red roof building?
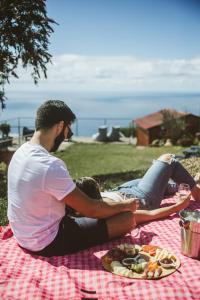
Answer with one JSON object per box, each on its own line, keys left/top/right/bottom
{"left": 134, "top": 109, "right": 200, "bottom": 146}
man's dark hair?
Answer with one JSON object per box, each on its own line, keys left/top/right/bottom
{"left": 35, "top": 100, "right": 76, "bottom": 130}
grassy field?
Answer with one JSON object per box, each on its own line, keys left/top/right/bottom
{"left": 0, "top": 143, "right": 185, "bottom": 226}
{"left": 56, "top": 143, "right": 184, "bottom": 179}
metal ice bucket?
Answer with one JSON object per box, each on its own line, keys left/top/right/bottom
{"left": 179, "top": 210, "right": 200, "bottom": 259}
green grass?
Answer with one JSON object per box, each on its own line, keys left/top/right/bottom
{"left": 0, "top": 197, "right": 8, "bottom": 226}
{"left": 0, "top": 162, "right": 8, "bottom": 226}
{"left": 56, "top": 143, "right": 184, "bottom": 179}
{"left": 0, "top": 143, "right": 185, "bottom": 226}
{"left": 56, "top": 143, "right": 184, "bottom": 190}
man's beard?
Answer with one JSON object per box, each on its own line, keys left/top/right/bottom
{"left": 50, "top": 128, "right": 65, "bottom": 152}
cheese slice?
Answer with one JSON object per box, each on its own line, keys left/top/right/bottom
{"left": 154, "top": 249, "right": 162, "bottom": 260}
{"left": 111, "top": 261, "right": 134, "bottom": 277}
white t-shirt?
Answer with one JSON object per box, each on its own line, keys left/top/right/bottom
{"left": 101, "top": 191, "right": 124, "bottom": 202}
{"left": 7, "top": 142, "right": 76, "bottom": 251}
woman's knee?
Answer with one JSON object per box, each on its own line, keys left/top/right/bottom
{"left": 157, "top": 153, "right": 175, "bottom": 164}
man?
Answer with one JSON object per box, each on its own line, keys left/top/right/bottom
{"left": 7, "top": 100, "right": 138, "bottom": 257}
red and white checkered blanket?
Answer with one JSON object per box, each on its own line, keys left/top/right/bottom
{"left": 1, "top": 198, "right": 200, "bottom": 300}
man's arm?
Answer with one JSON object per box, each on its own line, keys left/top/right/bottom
{"left": 63, "top": 187, "right": 139, "bottom": 218}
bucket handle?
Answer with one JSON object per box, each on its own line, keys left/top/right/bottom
{"left": 179, "top": 219, "right": 190, "bottom": 229}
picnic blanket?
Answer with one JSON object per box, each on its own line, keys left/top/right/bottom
{"left": 1, "top": 197, "right": 200, "bottom": 300}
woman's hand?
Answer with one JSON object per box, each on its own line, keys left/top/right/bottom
{"left": 175, "top": 193, "right": 191, "bottom": 211}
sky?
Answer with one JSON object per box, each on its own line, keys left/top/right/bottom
{"left": 2, "top": 0, "right": 200, "bottom": 120}
{"left": 47, "top": 0, "right": 200, "bottom": 59}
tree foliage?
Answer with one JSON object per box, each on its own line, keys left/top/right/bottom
{"left": 161, "top": 110, "right": 187, "bottom": 142}
{"left": 0, "top": 122, "right": 10, "bottom": 137}
{"left": 0, "top": 0, "right": 57, "bottom": 109}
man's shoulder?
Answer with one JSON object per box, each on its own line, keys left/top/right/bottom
{"left": 30, "top": 147, "right": 63, "bottom": 169}
{"left": 13, "top": 142, "right": 63, "bottom": 167}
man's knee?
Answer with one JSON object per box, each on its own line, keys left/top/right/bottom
{"left": 106, "top": 211, "right": 136, "bottom": 239}
{"left": 125, "top": 211, "right": 136, "bottom": 231}
{"left": 157, "top": 153, "right": 175, "bottom": 164}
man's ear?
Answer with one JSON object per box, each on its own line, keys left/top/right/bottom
{"left": 57, "top": 121, "right": 64, "bottom": 134}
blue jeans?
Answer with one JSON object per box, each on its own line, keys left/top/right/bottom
{"left": 112, "top": 156, "right": 196, "bottom": 210}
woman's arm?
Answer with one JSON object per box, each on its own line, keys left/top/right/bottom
{"left": 134, "top": 194, "right": 191, "bottom": 225}
{"left": 63, "top": 187, "right": 139, "bottom": 218}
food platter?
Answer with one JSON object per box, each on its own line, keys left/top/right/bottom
{"left": 101, "top": 243, "right": 180, "bottom": 280}
{"left": 102, "top": 244, "right": 180, "bottom": 280}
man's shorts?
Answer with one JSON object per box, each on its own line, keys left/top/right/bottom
{"left": 30, "top": 215, "right": 109, "bottom": 257}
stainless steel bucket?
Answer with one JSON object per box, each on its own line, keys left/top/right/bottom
{"left": 179, "top": 210, "right": 200, "bottom": 259}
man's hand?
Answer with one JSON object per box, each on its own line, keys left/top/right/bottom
{"left": 63, "top": 188, "right": 140, "bottom": 219}
{"left": 123, "top": 198, "right": 140, "bottom": 212}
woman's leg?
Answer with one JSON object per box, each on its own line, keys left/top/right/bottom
{"left": 135, "top": 153, "right": 196, "bottom": 208}
{"left": 112, "top": 179, "right": 141, "bottom": 189}
{"left": 113, "top": 178, "right": 177, "bottom": 197}
{"left": 112, "top": 153, "right": 197, "bottom": 209}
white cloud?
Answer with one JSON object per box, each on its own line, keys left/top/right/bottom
{"left": 5, "top": 54, "right": 200, "bottom": 93}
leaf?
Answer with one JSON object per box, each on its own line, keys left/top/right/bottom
{"left": 0, "top": 0, "right": 58, "bottom": 109}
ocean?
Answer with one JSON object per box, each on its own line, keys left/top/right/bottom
{"left": 0, "top": 92, "right": 200, "bottom": 137}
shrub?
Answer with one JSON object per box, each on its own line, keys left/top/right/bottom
{"left": 120, "top": 126, "right": 136, "bottom": 137}
{"left": 0, "top": 123, "right": 10, "bottom": 138}
{"left": 161, "top": 110, "right": 187, "bottom": 143}
{"left": 181, "top": 157, "right": 200, "bottom": 178}
{"left": 176, "top": 134, "right": 194, "bottom": 147}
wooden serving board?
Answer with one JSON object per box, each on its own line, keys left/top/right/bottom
{"left": 101, "top": 244, "right": 180, "bottom": 280}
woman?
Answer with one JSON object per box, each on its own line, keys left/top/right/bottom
{"left": 74, "top": 153, "right": 200, "bottom": 225}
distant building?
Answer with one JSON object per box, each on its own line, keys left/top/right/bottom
{"left": 134, "top": 109, "right": 200, "bottom": 146}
